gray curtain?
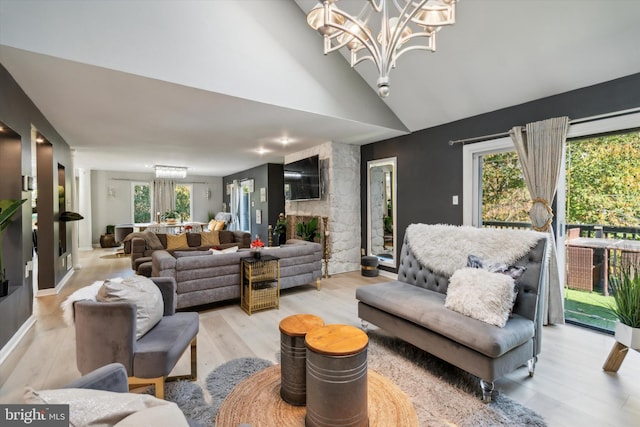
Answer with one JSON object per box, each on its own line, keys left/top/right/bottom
{"left": 152, "top": 179, "right": 175, "bottom": 220}
{"left": 510, "top": 116, "right": 569, "bottom": 325}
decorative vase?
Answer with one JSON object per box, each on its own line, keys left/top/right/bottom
{"left": 614, "top": 321, "right": 640, "bottom": 350}
{"left": 1, "top": 280, "right": 8, "bottom": 297}
{"left": 252, "top": 250, "right": 261, "bottom": 260}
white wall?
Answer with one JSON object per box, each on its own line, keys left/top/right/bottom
{"left": 89, "top": 170, "right": 223, "bottom": 246}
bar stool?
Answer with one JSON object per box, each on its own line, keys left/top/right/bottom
{"left": 305, "top": 324, "right": 369, "bottom": 427}
{"left": 279, "top": 314, "right": 324, "bottom": 406}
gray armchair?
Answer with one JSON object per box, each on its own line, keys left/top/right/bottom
{"left": 73, "top": 277, "right": 198, "bottom": 398}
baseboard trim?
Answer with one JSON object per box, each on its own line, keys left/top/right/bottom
{"left": 35, "top": 269, "right": 74, "bottom": 297}
{"left": 0, "top": 315, "right": 36, "bottom": 369}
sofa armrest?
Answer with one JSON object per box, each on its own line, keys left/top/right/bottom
{"left": 151, "top": 277, "right": 177, "bottom": 315}
{"left": 130, "top": 237, "right": 147, "bottom": 268}
{"left": 152, "top": 250, "right": 177, "bottom": 276}
{"left": 74, "top": 301, "right": 137, "bottom": 375}
{"left": 64, "top": 363, "right": 129, "bottom": 393}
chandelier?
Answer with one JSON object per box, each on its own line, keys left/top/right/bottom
{"left": 154, "top": 165, "right": 187, "bottom": 179}
{"left": 306, "top": 0, "right": 458, "bottom": 97}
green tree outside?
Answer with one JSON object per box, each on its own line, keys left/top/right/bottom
{"left": 175, "top": 184, "right": 191, "bottom": 221}
{"left": 133, "top": 183, "right": 150, "bottom": 223}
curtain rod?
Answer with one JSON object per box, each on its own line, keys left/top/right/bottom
{"left": 448, "top": 106, "right": 640, "bottom": 146}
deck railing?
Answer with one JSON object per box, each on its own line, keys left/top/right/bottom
{"left": 483, "top": 221, "right": 640, "bottom": 241}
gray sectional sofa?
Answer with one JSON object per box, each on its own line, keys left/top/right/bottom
{"left": 356, "top": 224, "right": 548, "bottom": 402}
{"left": 125, "top": 230, "right": 251, "bottom": 270}
{"left": 152, "top": 239, "right": 323, "bottom": 309}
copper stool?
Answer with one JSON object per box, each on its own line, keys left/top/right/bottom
{"left": 279, "top": 314, "right": 324, "bottom": 406}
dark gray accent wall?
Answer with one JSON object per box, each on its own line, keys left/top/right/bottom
{"left": 361, "top": 73, "right": 640, "bottom": 269}
{"left": 223, "top": 163, "right": 285, "bottom": 244}
{"left": 0, "top": 63, "right": 72, "bottom": 350}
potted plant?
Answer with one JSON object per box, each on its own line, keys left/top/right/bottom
{"left": 609, "top": 260, "right": 640, "bottom": 349}
{"left": 0, "top": 199, "right": 27, "bottom": 297}
{"left": 296, "top": 218, "right": 318, "bottom": 242}
{"left": 162, "top": 210, "right": 180, "bottom": 224}
{"left": 273, "top": 213, "right": 287, "bottom": 246}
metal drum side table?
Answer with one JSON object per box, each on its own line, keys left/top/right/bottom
{"left": 279, "top": 314, "right": 325, "bottom": 406}
{"left": 305, "top": 324, "right": 369, "bottom": 427}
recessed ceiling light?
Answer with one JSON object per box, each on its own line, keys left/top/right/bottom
{"left": 36, "top": 137, "right": 44, "bottom": 143}
{"left": 280, "top": 137, "right": 289, "bottom": 145}
{"left": 257, "top": 147, "right": 270, "bottom": 155}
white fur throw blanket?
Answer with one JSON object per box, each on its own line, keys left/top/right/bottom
{"left": 406, "top": 224, "right": 545, "bottom": 277}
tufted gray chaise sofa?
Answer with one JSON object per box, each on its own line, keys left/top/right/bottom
{"left": 356, "top": 230, "right": 548, "bottom": 402}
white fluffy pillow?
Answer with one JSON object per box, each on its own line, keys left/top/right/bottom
{"left": 210, "top": 246, "right": 239, "bottom": 254}
{"left": 97, "top": 276, "right": 164, "bottom": 339}
{"left": 445, "top": 267, "right": 515, "bottom": 328}
{"left": 24, "top": 387, "right": 189, "bottom": 427}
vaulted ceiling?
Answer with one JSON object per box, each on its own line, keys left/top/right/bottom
{"left": 1, "top": 0, "right": 639, "bottom": 176}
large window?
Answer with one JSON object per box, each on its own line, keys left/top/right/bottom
{"left": 132, "top": 182, "right": 151, "bottom": 223}
{"left": 175, "top": 184, "right": 192, "bottom": 221}
{"left": 464, "top": 111, "right": 640, "bottom": 332}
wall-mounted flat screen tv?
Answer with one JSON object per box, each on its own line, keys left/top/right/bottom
{"left": 284, "top": 155, "right": 321, "bottom": 201}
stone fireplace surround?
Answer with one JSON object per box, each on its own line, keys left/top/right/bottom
{"left": 284, "top": 142, "right": 360, "bottom": 275}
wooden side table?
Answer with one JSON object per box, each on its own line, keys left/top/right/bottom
{"left": 240, "top": 254, "right": 280, "bottom": 315}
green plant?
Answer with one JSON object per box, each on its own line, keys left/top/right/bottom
{"left": 296, "top": 218, "right": 318, "bottom": 242}
{"left": 273, "top": 215, "right": 286, "bottom": 236}
{"left": 384, "top": 215, "right": 393, "bottom": 234}
{"left": 162, "top": 210, "right": 179, "bottom": 220}
{"left": 609, "top": 262, "right": 640, "bottom": 328}
{"left": 0, "top": 199, "right": 27, "bottom": 283}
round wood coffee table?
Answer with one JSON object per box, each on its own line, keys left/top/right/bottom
{"left": 215, "top": 365, "right": 418, "bottom": 426}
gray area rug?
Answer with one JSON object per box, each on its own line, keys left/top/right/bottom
{"left": 165, "top": 332, "right": 546, "bottom": 427}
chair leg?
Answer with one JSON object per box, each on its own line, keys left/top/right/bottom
{"left": 128, "top": 376, "right": 165, "bottom": 399}
{"left": 480, "top": 379, "right": 494, "bottom": 403}
{"left": 167, "top": 337, "right": 198, "bottom": 382}
{"left": 315, "top": 278, "right": 321, "bottom": 290}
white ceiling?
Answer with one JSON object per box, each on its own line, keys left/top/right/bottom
{"left": 1, "top": 0, "right": 639, "bottom": 177}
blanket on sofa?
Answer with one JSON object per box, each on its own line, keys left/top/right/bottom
{"left": 406, "top": 224, "right": 545, "bottom": 276}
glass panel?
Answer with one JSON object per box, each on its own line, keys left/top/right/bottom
{"left": 175, "top": 184, "right": 192, "bottom": 221}
{"left": 564, "top": 130, "right": 640, "bottom": 332}
{"left": 133, "top": 183, "right": 151, "bottom": 223}
{"left": 368, "top": 157, "right": 396, "bottom": 268}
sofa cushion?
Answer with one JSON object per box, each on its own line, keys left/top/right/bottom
{"left": 24, "top": 387, "right": 188, "bottom": 427}
{"left": 166, "top": 233, "right": 189, "bottom": 250}
{"left": 97, "top": 277, "right": 164, "bottom": 339}
{"left": 174, "top": 250, "right": 211, "bottom": 258}
{"left": 356, "top": 281, "right": 534, "bottom": 358}
{"left": 200, "top": 230, "right": 220, "bottom": 246}
{"left": 445, "top": 267, "right": 515, "bottom": 327}
{"left": 218, "top": 230, "right": 234, "bottom": 244}
{"left": 208, "top": 219, "right": 225, "bottom": 231}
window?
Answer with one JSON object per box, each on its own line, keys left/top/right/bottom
{"left": 480, "top": 151, "right": 529, "bottom": 226}
{"left": 175, "top": 184, "right": 192, "bottom": 221}
{"left": 132, "top": 182, "right": 151, "bottom": 223}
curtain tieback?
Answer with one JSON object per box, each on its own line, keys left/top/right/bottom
{"left": 531, "top": 197, "right": 553, "bottom": 232}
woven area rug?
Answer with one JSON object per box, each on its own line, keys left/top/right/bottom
{"left": 166, "top": 331, "right": 546, "bottom": 427}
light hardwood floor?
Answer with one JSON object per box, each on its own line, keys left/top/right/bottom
{"left": 1, "top": 248, "right": 639, "bottom": 426}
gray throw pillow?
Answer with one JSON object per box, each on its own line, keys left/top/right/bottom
{"left": 97, "top": 277, "right": 164, "bottom": 339}
{"left": 143, "top": 231, "right": 164, "bottom": 250}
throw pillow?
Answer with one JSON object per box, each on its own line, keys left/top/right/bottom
{"left": 200, "top": 231, "right": 220, "bottom": 247}
{"left": 210, "top": 246, "right": 239, "bottom": 254}
{"left": 24, "top": 388, "right": 189, "bottom": 427}
{"left": 166, "top": 233, "right": 189, "bottom": 250}
{"left": 467, "top": 254, "right": 526, "bottom": 315}
{"left": 97, "top": 277, "right": 164, "bottom": 339}
{"left": 208, "top": 220, "right": 225, "bottom": 231}
{"left": 445, "top": 267, "right": 515, "bottom": 328}
{"left": 143, "top": 230, "right": 164, "bottom": 250}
